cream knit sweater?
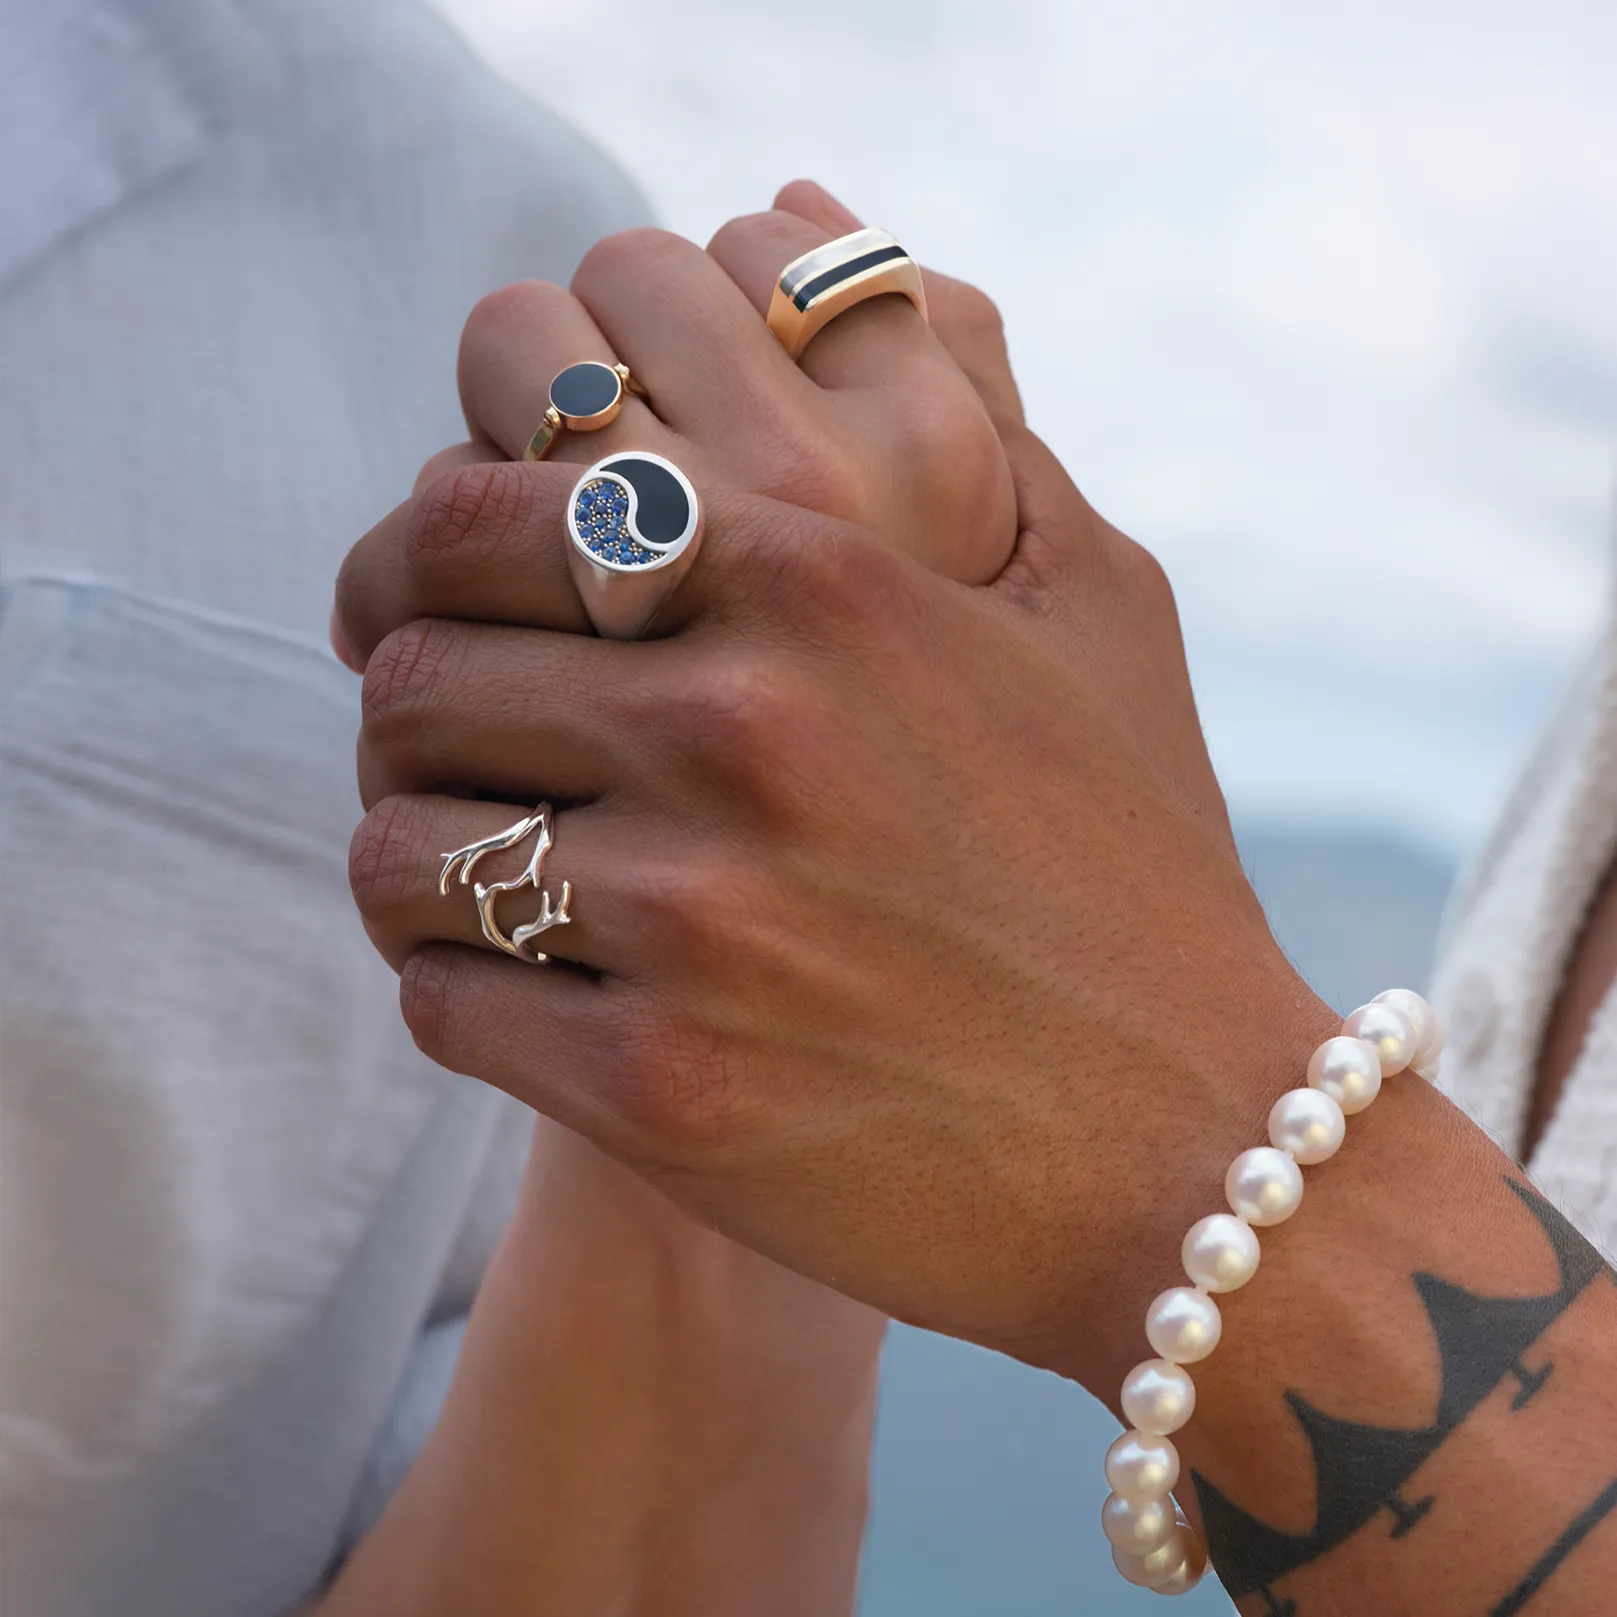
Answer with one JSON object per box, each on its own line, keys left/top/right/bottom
{"left": 1432, "top": 621, "right": 1617, "bottom": 1257}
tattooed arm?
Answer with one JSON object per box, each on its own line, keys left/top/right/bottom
{"left": 1107, "top": 1042, "right": 1617, "bottom": 1617}
{"left": 335, "top": 197, "right": 1617, "bottom": 1617}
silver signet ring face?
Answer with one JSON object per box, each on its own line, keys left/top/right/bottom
{"left": 565, "top": 452, "right": 705, "bottom": 640}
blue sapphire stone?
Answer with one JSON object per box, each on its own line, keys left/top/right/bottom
{"left": 573, "top": 477, "right": 656, "bottom": 566}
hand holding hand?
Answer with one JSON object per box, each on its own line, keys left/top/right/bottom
{"left": 339, "top": 190, "right": 1328, "bottom": 1391}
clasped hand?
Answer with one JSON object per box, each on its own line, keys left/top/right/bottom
{"left": 335, "top": 183, "right": 1327, "bottom": 1390}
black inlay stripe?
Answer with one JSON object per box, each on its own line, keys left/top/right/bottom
{"left": 790, "top": 244, "right": 909, "bottom": 312}
{"left": 1490, "top": 1475, "right": 1617, "bottom": 1617}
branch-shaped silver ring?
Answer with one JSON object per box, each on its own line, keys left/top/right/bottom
{"left": 438, "top": 803, "right": 573, "bottom": 964}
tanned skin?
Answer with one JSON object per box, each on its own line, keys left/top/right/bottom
{"left": 333, "top": 181, "right": 1617, "bottom": 1614}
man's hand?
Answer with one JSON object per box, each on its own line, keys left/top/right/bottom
{"left": 335, "top": 185, "right": 1309, "bottom": 1381}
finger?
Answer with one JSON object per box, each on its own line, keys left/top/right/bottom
{"left": 335, "top": 460, "right": 593, "bottom": 667}
{"left": 334, "top": 443, "right": 513, "bottom": 670}
{"left": 771, "top": 176, "right": 862, "bottom": 237}
{"left": 568, "top": 227, "right": 815, "bottom": 442}
{"left": 773, "top": 181, "right": 1024, "bottom": 430}
{"left": 704, "top": 206, "right": 931, "bottom": 392}
{"left": 335, "top": 452, "right": 796, "bottom": 666}
{"left": 355, "top": 616, "right": 652, "bottom": 809}
{"left": 986, "top": 419, "right": 1118, "bottom": 606}
{"left": 350, "top": 794, "right": 651, "bottom": 976}
{"left": 398, "top": 943, "right": 649, "bottom": 1151}
{"left": 413, "top": 440, "right": 499, "bottom": 496}
{"left": 914, "top": 270, "right": 1025, "bottom": 431}
{"left": 396, "top": 943, "right": 648, "bottom": 1153}
{"left": 457, "top": 279, "right": 673, "bottom": 464}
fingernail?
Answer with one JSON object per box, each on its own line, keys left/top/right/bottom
{"left": 330, "top": 604, "right": 361, "bottom": 673}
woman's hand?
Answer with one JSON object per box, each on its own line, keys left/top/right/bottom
{"left": 337, "top": 189, "right": 1320, "bottom": 1381}
{"left": 317, "top": 1120, "right": 882, "bottom": 1617}
{"left": 332, "top": 185, "right": 1020, "bottom": 677}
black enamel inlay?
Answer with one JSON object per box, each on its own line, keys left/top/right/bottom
{"left": 550, "top": 361, "right": 621, "bottom": 419}
{"left": 790, "top": 244, "right": 909, "bottom": 311}
{"left": 603, "top": 455, "right": 691, "bottom": 545}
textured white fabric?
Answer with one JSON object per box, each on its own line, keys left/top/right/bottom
{"left": 0, "top": 2, "right": 646, "bottom": 1613}
{"left": 1432, "top": 571, "right": 1617, "bottom": 1259}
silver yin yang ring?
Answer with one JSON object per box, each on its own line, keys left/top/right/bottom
{"left": 565, "top": 451, "right": 704, "bottom": 640}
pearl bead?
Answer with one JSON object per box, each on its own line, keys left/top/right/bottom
{"left": 1104, "top": 1429, "right": 1180, "bottom": 1500}
{"left": 1148, "top": 1529, "right": 1208, "bottom": 1593}
{"left": 1343, "top": 1001, "right": 1416, "bottom": 1074}
{"left": 1145, "top": 1286, "right": 1223, "bottom": 1363}
{"left": 1268, "top": 1086, "right": 1346, "bottom": 1164}
{"left": 1376, "top": 987, "right": 1444, "bottom": 1071}
{"left": 1182, "top": 1212, "right": 1260, "bottom": 1292}
{"left": 1225, "top": 1145, "right": 1305, "bottom": 1225}
{"left": 1306, "top": 1035, "right": 1383, "bottom": 1115}
{"left": 1101, "top": 1490, "right": 1177, "bottom": 1554}
{"left": 1112, "top": 1544, "right": 1164, "bottom": 1587}
{"left": 1112, "top": 1522, "right": 1199, "bottom": 1588}
{"left": 1120, "top": 1358, "right": 1196, "bottom": 1435}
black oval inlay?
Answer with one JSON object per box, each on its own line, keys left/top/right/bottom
{"left": 603, "top": 455, "right": 691, "bottom": 546}
{"left": 550, "top": 362, "right": 622, "bottom": 420}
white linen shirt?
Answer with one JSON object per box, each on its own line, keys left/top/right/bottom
{"left": 0, "top": 3, "right": 647, "bottom": 1613}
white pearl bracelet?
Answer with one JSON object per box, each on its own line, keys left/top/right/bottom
{"left": 1101, "top": 988, "right": 1445, "bottom": 1595}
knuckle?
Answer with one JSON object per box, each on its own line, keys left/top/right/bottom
{"left": 664, "top": 656, "right": 805, "bottom": 768}
{"left": 772, "top": 524, "right": 906, "bottom": 633}
{"left": 949, "top": 279, "right": 1007, "bottom": 344}
{"left": 459, "top": 279, "right": 565, "bottom": 365}
{"left": 572, "top": 227, "right": 691, "bottom": 301}
{"left": 626, "top": 858, "right": 753, "bottom": 969}
{"left": 348, "top": 795, "right": 429, "bottom": 915}
{"left": 897, "top": 380, "right": 995, "bottom": 472}
{"left": 705, "top": 209, "right": 792, "bottom": 268}
{"left": 360, "top": 618, "right": 460, "bottom": 737}
{"left": 404, "top": 461, "right": 534, "bottom": 576}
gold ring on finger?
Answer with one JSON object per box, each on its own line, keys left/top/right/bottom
{"left": 765, "top": 227, "right": 928, "bottom": 361}
{"left": 523, "top": 360, "right": 648, "bottom": 462}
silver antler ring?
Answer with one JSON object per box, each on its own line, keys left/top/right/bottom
{"left": 438, "top": 803, "right": 573, "bottom": 964}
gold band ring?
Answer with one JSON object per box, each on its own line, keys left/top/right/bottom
{"left": 765, "top": 227, "right": 928, "bottom": 361}
{"left": 523, "top": 361, "right": 647, "bottom": 462}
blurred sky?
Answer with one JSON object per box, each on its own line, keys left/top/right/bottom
{"left": 437, "top": 0, "right": 1617, "bottom": 858}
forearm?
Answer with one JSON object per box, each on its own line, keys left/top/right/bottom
{"left": 1072, "top": 999, "right": 1617, "bottom": 1617}
{"left": 314, "top": 1128, "right": 884, "bottom": 1617}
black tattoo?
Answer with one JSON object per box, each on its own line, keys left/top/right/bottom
{"left": 1190, "top": 1177, "right": 1613, "bottom": 1616}
{"left": 1490, "top": 1476, "right": 1617, "bottom": 1617}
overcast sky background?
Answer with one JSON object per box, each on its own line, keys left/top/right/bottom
{"left": 438, "top": 0, "right": 1617, "bottom": 860}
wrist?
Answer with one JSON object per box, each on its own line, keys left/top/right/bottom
{"left": 1066, "top": 984, "right": 1516, "bottom": 1599}
{"left": 498, "top": 1122, "right": 886, "bottom": 1398}
{"left": 1030, "top": 968, "right": 1342, "bottom": 1390}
